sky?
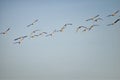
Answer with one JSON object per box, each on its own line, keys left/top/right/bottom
{"left": 0, "top": 0, "right": 120, "bottom": 80}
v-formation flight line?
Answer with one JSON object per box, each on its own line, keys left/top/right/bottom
{"left": 0, "top": 10, "right": 120, "bottom": 44}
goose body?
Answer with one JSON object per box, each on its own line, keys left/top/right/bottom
{"left": 27, "top": 19, "right": 38, "bottom": 27}
{"left": 107, "top": 10, "right": 119, "bottom": 17}
{"left": 86, "top": 15, "right": 99, "bottom": 21}
{"left": 0, "top": 28, "right": 10, "bottom": 35}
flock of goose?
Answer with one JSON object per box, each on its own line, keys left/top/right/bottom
{"left": 0, "top": 10, "right": 120, "bottom": 44}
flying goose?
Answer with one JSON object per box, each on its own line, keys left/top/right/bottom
{"left": 114, "top": 18, "right": 120, "bottom": 24}
{"left": 58, "top": 26, "right": 66, "bottom": 32}
{"left": 107, "top": 18, "right": 120, "bottom": 26}
{"left": 86, "top": 15, "right": 99, "bottom": 21}
{"left": 14, "top": 36, "right": 28, "bottom": 44}
{"left": 39, "top": 32, "right": 47, "bottom": 35}
{"left": 76, "top": 26, "right": 82, "bottom": 32}
{"left": 14, "top": 37, "right": 26, "bottom": 44}
{"left": 30, "top": 29, "right": 40, "bottom": 35}
{"left": 82, "top": 28, "right": 88, "bottom": 32}
{"left": 0, "top": 28, "right": 10, "bottom": 35}
{"left": 27, "top": 19, "right": 38, "bottom": 27}
{"left": 46, "top": 29, "right": 57, "bottom": 37}
{"left": 88, "top": 24, "right": 99, "bottom": 31}
{"left": 94, "top": 18, "right": 103, "bottom": 22}
{"left": 57, "top": 23, "right": 72, "bottom": 32}
{"left": 107, "top": 10, "right": 119, "bottom": 17}
{"left": 76, "top": 26, "right": 88, "bottom": 32}
{"left": 64, "top": 23, "right": 72, "bottom": 26}
{"left": 14, "top": 39, "right": 23, "bottom": 44}
{"left": 14, "top": 41, "right": 21, "bottom": 44}
{"left": 14, "top": 36, "right": 28, "bottom": 41}
{"left": 30, "top": 34, "right": 40, "bottom": 38}
{"left": 30, "top": 30, "right": 41, "bottom": 38}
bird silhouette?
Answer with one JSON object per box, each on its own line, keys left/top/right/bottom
{"left": 107, "top": 18, "right": 120, "bottom": 26}
{"left": 57, "top": 23, "right": 72, "bottom": 32}
{"left": 46, "top": 29, "right": 57, "bottom": 37}
{"left": 82, "top": 28, "right": 88, "bottom": 32}
{"left": 107, "top": 10, "right": 119, "bottom": 17}
{"left": 76, "top": 26, "right": 82, "bottom": 32}
{"left": 0, "top": 28, "right": 10, "bottom": 35}
{"left": 30, "top": 34, "right": 40, "bottom": 38}
{"left": 86, "top": 15, "right": 99, "bottom": 21}
{"left": 76, "top": 26, "right": 88, "bottom": 32}
{"left": 14, "top": 36, "right": 28, "bottom": 44}
{"left": 64, "top": 23, "right": 72, "bottom": 26}
{"left": 114, "top": 18, "right": 120, "bottom": 24}
{"left": 14, "top": 40, "right": 23, "bottom": 44}
{"left": 94, "top": 18, "right": 103, "bottom": 22}
{"left": 27, "top": 19, "right": 38, "bottom": 27}
{"left": 30, "top": 29, "right": 40, "bottom": 35}
{"left": 14, "top": 36, "right": 28, "bottom": 41}
{"left": 88, "top": 25, "right": 99, "bottom": 31}
{"left": 39, "top": 32, "right": 47, "bottom": 36}
{"left": 30, "top": 30, "right": 40, "bottom": 38}
{"left": 58, "top": 26, "right": 66, "bottom": 32}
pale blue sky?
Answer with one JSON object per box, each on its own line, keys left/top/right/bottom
{"left": 0, "top": 0, "right": 120, "bottom": 80}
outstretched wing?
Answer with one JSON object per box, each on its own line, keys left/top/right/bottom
{"left": 114, "top": 18, "right": 120, "bottom": 24}
{"left": 94, "top": 18, "right": 103, "bottom": 21}
{"left": 31, "top": 19, "right": 38, "bottom": 25}
{"left": 14, "top": 37, "right": 21, "bottom": 41}
{"left": 27, "top": 24, "right": 32, "bottom": 27}
{"left": 46, "top": 34, "right": 52, "bottom": 37}
{"left": 107, "top": 23, "right": 114, "bottom": 26}
{"left": 107, "top": 14, "right": 112, "bottom": 17}
{"left": 64, "top": 23, "right": 72, "bottom": 26}
{"left": 22, "top": 36, "right": 28, "bottom": 39}
{"left": 86, "top": 18, "right": 93, "bottom": 21}
{"left": 114, "top": 10, "right": 119, "bottom": 15}
{"left": 6, "top": 28, "right": 10, "bottom": 32}
{"left": 93, "top": 15, "right": 99, "bottom": 19}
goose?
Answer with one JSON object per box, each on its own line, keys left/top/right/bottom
{"left": 107, "top": 18, "right": 120, "bottom": 26}
{"left": 76, "top": 26, "right": 82, "bottom": 32}
{"left": 82, "top": 26, "right": 89, "bottom": 32}
{"left": 14, "top": 36, "right": 27, "bottom": 44}
{"left": 14, "top": 36, "right": 28, "bottom": 41}
{"left": 94, "top": 18, "right": 103, "bottom": 22}
{"left": 64, "top": 23, "right": 72, "bottom": 26}
{"left": 59, "top": 26, "right": 66, "bottom": 32}
{"left": 30, "top": 29, "right": 40, "bottom": 35}
{"left": 30, "top": 30, "right": 41, "bottom": 38}
{"left": 76, "top": 26, "right": 87, "bottom": 32}
{"left": 82, "top": 28, "right": 88, "bottom": 32}
{"left": 39, "top": 32, "right": 47, "bottom": 35}
{"left": 88, "top": 25, "right": 99, "bottom": 31}
{"left": 45, "top": 33, "right": 53, "bottom": 37}
{"left": 0, "top": 28, "right": 10, "bottom": 35}
{"left": 33, "top": 19, "right": 38, "bottom": 23}
{"left": 14, "top": 41, "right": 21, "bottom": 44}
{"left": 57, "top": 23, "right": 72, "bottom": 32}
{"left": 30, "top": 34, "right": 39, "bottom": 38}
{"left": 107, "top": 10, "right": 119, "bottom": 17}
{"left": 113, "top": 18, "right": 120, "bottom": 24}
{"left": 14, "top": 39, "right": 23, "bottom": 44}
{"left": 46, "top": 29, "right": 56, "bottom": 37}
{"left": 86, "top": 15, "right": 99, "bottom": 21}
{"left": 27, "top": 19, "right": 38, "bottom": 27}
